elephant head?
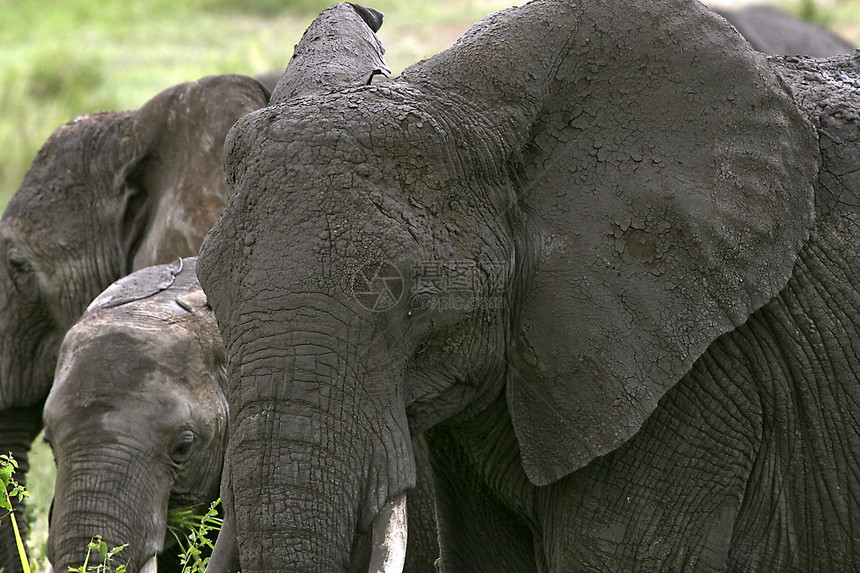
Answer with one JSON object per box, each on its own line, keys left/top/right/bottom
{"left": 0, "top": 74, "right": 267, "bottom": 572}
{"left": 198, "top": 1, "right": 820, "bottom": 571}
{"left": 42, "top": 258, "right": 227, "bottom": 573}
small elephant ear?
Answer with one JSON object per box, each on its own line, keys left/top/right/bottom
{"left": 122, "top": 75, "right": 269, "bottom": 271}
{"left": 86, "top": 257, "right": 191, "bottom": 311}
{"left": 270, "top": 2, "right": 390, "bottom": 103}
{"left": 404, "top": 0, "right": 818, "bottom": 485}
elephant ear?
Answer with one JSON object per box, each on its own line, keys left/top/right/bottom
{"left": 122, "top": 75, "right": 269, "bottom": 271}
{"left": 86, "top": 257, "right": 195, "bottom": 312}
{"left": 403, "top": 0, "right": 818, "bottom": 485}
{"left": 270, "top": 2, "right": 389, "bottom": 103}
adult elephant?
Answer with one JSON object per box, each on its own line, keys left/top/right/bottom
{"left": 0, "top": 74, "right": 269, "bottom": 572}
{"left": 198, "top": 1, "right": 859, "bottom": 571}
{"left": 43, "top": 258, "right": 226, "bottom": 573}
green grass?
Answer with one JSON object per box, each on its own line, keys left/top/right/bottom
{"left": 2, "top": 0, "right": 859, "bottom": 568}
{"left": 0, "top": 0, "right": 514, "bottom": 210}
{"left": 780, "top": 0, "right": 860, "bottom": 30}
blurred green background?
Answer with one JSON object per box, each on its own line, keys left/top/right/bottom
{"left": 0, "top": 0, "right": 857, "bottom": 569}
{"left": 0, "top": 0, "right": 518, "bottom": 210}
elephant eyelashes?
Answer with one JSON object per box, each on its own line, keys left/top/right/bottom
{"left": 168, "top": 430, "right": 195, "bottom": 466}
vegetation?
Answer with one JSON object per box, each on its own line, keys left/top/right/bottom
{"left": 790, "top": 0, "right": 860, "bottom": 29}
{"left": 3, "top": 454, "right": 221, "bottom": 572}
{"left": 0, "top": 0, "right": 857, "bottom": 569}
{"left": 67, "top": 538, "right": 129, "bottom": 573}
{"left": 0, "top": 0, "right": 514, "bottom": 209}
{"left": 1, "top": 454, "right": 31, "bottom": 573}
{"left": 169, "top": 500, "right": 223, "bottom": 573}
{"left": 1, "top": 0, "right": 856, "bottom": 207}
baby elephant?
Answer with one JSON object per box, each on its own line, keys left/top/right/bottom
{"left": 43, "top": 258, "right": 226, "bottom": 573}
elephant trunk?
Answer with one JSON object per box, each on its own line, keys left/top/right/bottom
{"left": 224, "top": 300, "right": 415, "bottom": 572}
{"left": 46, "top": 450, "right": 169, "bottom": 573}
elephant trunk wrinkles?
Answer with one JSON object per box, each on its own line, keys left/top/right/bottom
{"left": 48, "top": 452, "right": 168, "bottom": 573}
{"left": 226, "top": 303, "right": 415, "bottom": 572}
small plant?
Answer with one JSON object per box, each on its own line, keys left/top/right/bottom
{"left": 67, "top": 536, "right": 129, "bottom": 573}
{"left": 61, "top": 500, "right": 221, "bottom": 573}
{"left": 168, "top": 499, "right": 222, "bottom": 573}
{"left": 0, "top": 453, "right": 32, "bottom": 573}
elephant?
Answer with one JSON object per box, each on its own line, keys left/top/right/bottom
{"left": 0, "top": 74, "right": 269, "bottom": 572}
{"left": 40, "top": 256, "right": 439, "bottom": 573}
{"left": 715, "top": 3, "right": 856, "bottom": 57}
{"left": 716, "top": 3, "right": 856, "bottom": 57}
{"left": 197, "top": 0, "right": 860, "bottom": 571}
{"left": 42, "top": 257, "right": 226, "bottom": 573}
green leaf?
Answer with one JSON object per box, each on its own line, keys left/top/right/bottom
{"left": 96, "top": 538, "right": 109, "bottom": 559}
{"left": 172, "top": 499, "right": 222, "bottom": 573}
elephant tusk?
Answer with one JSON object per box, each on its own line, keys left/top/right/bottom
{"left": 46, "top": 562, "right": 54, "bottom": 573}
{"left": 140, "top": 555, "right": 158, "bottom": 573}
{"left": 368, "top": 493, "right": 408, "bottom": 573}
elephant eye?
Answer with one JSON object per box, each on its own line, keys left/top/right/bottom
{"left": 8, "top": 247, "right": 26, "bottom": 268}
{"left": 6, "top": 246, "right": 34, "bottom": 297}
{"left": 407, "top": 285, "right": 440, "bottom": 318}
{"left": 169, "top": 430, "right": 196, "bottom": 466}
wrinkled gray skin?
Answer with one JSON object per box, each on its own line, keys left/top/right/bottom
{"left": 42, "top": 255, "right": 437, "bottom": 573}
{"left": 42, "top": 258, "right": 226, "bottom": 573}
{"left": 716, "top": 4, "right": 855, "bottom": 56}
{"left": 199, "top": 1, "right": 860, "bottom": 571}
{"left": 0, "top": 75, "right": 269, "bottom": 573}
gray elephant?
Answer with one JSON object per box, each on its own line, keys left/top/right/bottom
{"left": 40, "top": 256, "right": 439, "bottom": 573}
{"left": 198, "top": 1, "right": 860, "bottom": 571}
{"left": 42, "top": 258, "right": 226, "bottom": 573}
{"left": 0, "top": 74, "right": 269, "bottom": 572}
{"left": 716, "top": 3, "right": 855, "bottom": 57}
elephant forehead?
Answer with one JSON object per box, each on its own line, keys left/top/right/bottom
{"left": 211, "top": 87, "right": 520, "bottom": 316}
{"left": 227, "top": 83, "right": 511, "bottom": 232}
{"left": 55, "top": 320, "right": 209, "bottom": 391}
{"left": 4, "top": 112, "right": 134, "bottom": 223}
{"left": 46, "top": 325, "right": 225, "bottom": 442}
{"left": 259, "top": 85, "right": 455, "bottom": 174}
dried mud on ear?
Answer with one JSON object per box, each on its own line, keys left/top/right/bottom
{"left": 400, "top": 0, "right": 817, "bottom": 484}
{"left": 768, "top": 53, "right": 860, "bottom": 218}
